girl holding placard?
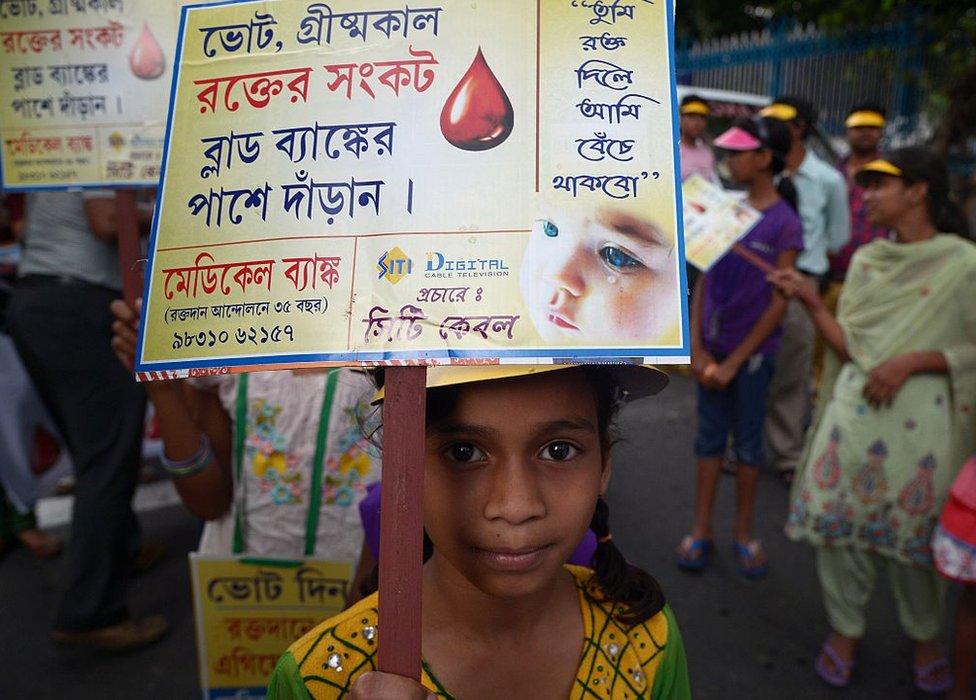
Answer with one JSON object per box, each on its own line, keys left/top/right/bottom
{"left": 268, "top": 365, "right": 691, "bottom": 698}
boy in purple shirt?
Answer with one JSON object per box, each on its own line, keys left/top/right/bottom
{"left": 677, "top": 116, "right": 804, "bottom": 579}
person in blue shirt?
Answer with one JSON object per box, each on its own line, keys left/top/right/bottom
{"left": 759, "top": 96, "right": 851, "bottom": 483}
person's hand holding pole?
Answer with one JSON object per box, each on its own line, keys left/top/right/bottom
{"left": 110, "top": 298, "right": 142, "bottom": 373}
{"left": 110, "top": 298, "right": 180, "bottom": 389}
{"left": 350, "top": 671, "right": 435, "bottom": 700}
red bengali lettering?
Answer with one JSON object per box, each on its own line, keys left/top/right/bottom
{"left": 323, "top": 46, "right": 437, "bottom": 100}
{"left": 194, "top": 67, "right": 313, "bottom": 115}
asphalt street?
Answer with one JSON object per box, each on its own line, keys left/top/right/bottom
{"left": 0, "top": 374, "right": 960, "bottom": 699}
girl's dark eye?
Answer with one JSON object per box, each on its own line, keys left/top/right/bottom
{"left": 444, "top": 443, "right": 486, "bottom": 463}
{"left": 539, "top": 441, "right": 579, "bottom": 462}
{"left": 600, "top": 245, "right": 643, "bottom": 271}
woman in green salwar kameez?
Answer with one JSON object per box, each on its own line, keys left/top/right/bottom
{"left": 770, "top": 148, "right": 976, "bottom": 693}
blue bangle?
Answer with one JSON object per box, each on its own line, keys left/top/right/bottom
{"left": 160, "top": 434, "right": 213, "bottom": 478}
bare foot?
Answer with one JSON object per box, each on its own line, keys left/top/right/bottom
{"left": 16, "top": 528, "right": 63, "bottom": 558}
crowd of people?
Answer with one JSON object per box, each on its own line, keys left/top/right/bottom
{"left": 1, "top": 89, "right": 975, "bottom": 698}
{"left": 677, "top": 93, "right": 976, "bottom": 697}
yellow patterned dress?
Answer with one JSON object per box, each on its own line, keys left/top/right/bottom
{"left": 268, "top": 565, "right": 690, "bottom": 698}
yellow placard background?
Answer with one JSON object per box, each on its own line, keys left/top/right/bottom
{"left": 0, "top": 0, "right": 201, "bottom": 188}
{"left": 190, "top": 555, "right": 351, "bottom": 694}
{"left": 139, "top": 0, "right": 688, "bottom": 373}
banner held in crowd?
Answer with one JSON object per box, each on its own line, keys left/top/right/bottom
{"left": 681, "top": 173, "right": 762, "bottom": 272}
{"left": 0, "top": 0, "right": 194, "bottom": 190}
{"left": 134, "top": 0, "right": 689, "bottom": 376}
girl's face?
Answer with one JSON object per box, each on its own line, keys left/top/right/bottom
{"left": 863, "top": 174, "right": 925, "bottom": 228}
{"left": 519, "top": 211, "right": 678, "bottom": 343}
{"left": 423, "top": 371, "right": 608, "bottom": 599}
{"left": 725, "top": 148, "right": 771, "bottom": 185}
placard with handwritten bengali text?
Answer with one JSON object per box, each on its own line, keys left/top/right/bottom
{"left": 190, "top": 556, "right": 352, "bottom": 699}
{"left": 136, "top": 0, "right": 689, "bottom": 376}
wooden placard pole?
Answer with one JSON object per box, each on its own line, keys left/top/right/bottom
{"left": 377, "top": 365, "right": 428, "bottom": 679}
{"left": 732, "top": 242, "right": 775, "bottom": 276}
{"left": 114, "top": 189, "right": 142, "bottom": 307}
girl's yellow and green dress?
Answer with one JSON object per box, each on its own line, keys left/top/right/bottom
{"left": 267, "top": 565, "right": 691, "bottom": 698}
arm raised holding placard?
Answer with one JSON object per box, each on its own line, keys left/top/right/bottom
{"left": 111, "top": 299, "right": 234, "bottom": 520}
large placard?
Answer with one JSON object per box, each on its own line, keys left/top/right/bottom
{"left": 0, "top": 0, "right": 195, "bottom": 190}
{"left": 136, "top": 0, "right": 689, "bottom": 376}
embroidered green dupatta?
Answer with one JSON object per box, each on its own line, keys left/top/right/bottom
{"left": 830, "top": 235, "right": 976, "bottom": 449}
{"left": 788, "top": 235, "right": 976, "bottom": 562}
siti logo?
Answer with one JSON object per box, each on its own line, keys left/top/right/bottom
{"left": 377, "top": 247, "right": 413, "bottom": 284}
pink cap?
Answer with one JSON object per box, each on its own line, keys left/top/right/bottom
{"left": 713, "top": 126, "right": 762, "bottom": 151}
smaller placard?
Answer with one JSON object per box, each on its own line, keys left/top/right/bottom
{"left": 190, "top": 555, "right": 351, "bottom": 699}
{"left": 682, "top": 174, "right": 761, "bottom": 271}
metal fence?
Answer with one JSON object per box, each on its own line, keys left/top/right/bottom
{"left": 675, "top": 22, "right": 925, "bottom": 139}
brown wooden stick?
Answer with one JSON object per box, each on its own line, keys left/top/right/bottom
{"left": 377, "top": 365, "right": 427, "bottom": 679}
{"left": 114, "top": 190, "right": 142, "bottom": 307}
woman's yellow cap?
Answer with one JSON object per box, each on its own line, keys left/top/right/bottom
{"left": 845, "top": 110, "right": 886, "bottom": 129}
{"left": 855, "top": 159, "right": 904, "bottom": 186}
{"left": 372, "top": 364, "right": 668, "bottom": 404}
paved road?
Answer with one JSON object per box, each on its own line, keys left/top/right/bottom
{"left": 0, "top": 374, "right": 956, "bottom": 698}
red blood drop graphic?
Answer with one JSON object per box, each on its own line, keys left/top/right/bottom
{"left": 130, "top": 23, "right": 166, "bottom": 80}
{"left": 440, "top": 48, "right": 514, "bottom": 151}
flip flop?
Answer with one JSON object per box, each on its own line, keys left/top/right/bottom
{"left": 675, "top": 536, "right": 713, "bottom": 572}
{"left": 914, "top": 656, "right": 953, "bottom": 694}
{"left": 733, "top": 540, "right": 768, "bottom": 579}
{"left": 815, "top": 641, "right": 855, "bottom": 688}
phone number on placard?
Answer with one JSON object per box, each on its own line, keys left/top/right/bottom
{"left": 172, "top": 325, "right": 295, "bottom": 350}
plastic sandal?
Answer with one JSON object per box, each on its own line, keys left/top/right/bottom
{"left": 733, "top": 540, "right": 768, "bottom": 579}
{"left": 914, "top": 656, "right": 953, "bottom": 694}
{"left": 815, "top": 641, "right": 855, "bottom": 688}
{"left": 675, "top": 536, "right": 713, "bottom": 572}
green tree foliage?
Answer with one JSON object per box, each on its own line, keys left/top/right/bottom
{"left": 674, "top": 4, "right": 761, "bottom": 45}
{"left": 770, "top": 1, "right": 976, "bottom": 150}
{"left": 676, "top": 1, "right": 976, "bottom": 149}
{"left": 768, "top": 1, "right": 975, "bottom": 87}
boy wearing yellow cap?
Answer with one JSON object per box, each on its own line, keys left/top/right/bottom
{"left": 830, "top": 103, "right": 890, "bottom": 282}
{"left": 679, "top": 94, "right": 717, "bottom": 183}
